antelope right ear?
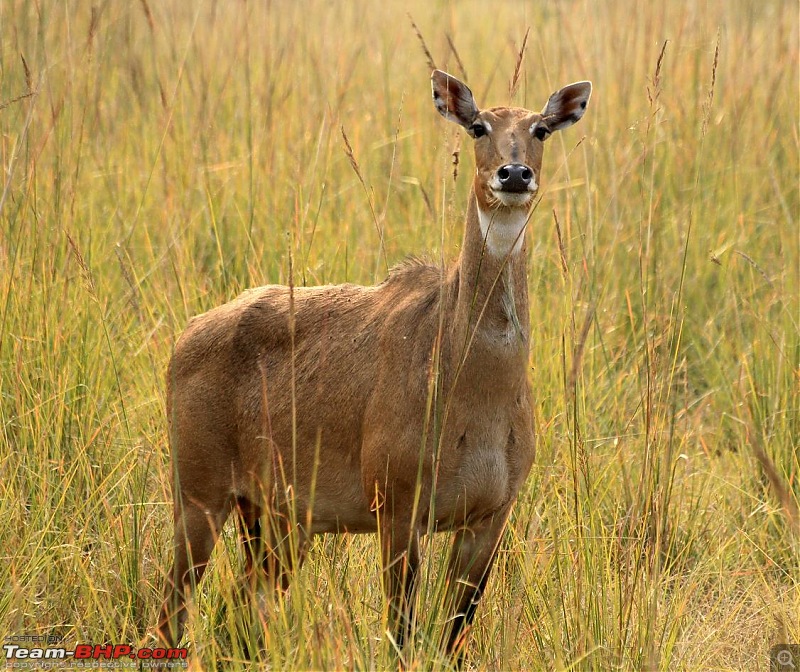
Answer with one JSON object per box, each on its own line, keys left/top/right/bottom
{"left": 540, "top": 81, "right": 592, "bottom": 132}
{"left": 431, "top": 70, "right": 480, "bottom": 129}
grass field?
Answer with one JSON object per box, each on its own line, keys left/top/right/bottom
{"left": 1, "top": 1, "right": 798, "bottom": 670}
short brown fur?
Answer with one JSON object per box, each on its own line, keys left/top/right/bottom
{"left": 158, "top": 69, "right": 591, "bottom": 664}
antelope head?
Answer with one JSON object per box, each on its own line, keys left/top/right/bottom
{"left": 431, "top": 69, "right": 592, "bottom": 256}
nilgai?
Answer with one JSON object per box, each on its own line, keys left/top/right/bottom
{"left": 158, "top": 69, "right": 591, "bottom": 663}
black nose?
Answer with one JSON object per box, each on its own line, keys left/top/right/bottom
{"left": 496, "top": 164, "right": 533, "bottom": 192}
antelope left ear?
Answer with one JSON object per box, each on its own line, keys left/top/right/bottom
{"left": 540, "top": 81, "right": 592, "bottom": 132}
{"left": 431, "top": 69, "right": 480, "bottom": 129}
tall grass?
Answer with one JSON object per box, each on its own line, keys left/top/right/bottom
{"left": 1, "top": 0, "right": 797, "bottom": 669}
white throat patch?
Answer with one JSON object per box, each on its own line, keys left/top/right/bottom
{"left": 477, "top": 206, "right": 529, "bottom": 257}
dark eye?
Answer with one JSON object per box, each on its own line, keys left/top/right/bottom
{"left": 533, "top": 125, "right": 550, "bottom": 141}
{"left": 470, "top": 123, "right": 487, "bottom": 138}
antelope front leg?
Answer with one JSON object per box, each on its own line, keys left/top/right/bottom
{"left": 444, "top": 507, "right": 512, "bottom": 666}
{"left": 380, "top": 515, "right": 421, "bottom": 654}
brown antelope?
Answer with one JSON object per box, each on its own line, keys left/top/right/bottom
{"left": 158, "top": 69, "right": 591, "bottom": 663}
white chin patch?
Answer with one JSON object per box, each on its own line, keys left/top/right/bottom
{"left": 478, "top": 206, "right": 529, "bottom": 257}
{"left": 494, "top": 191, "right": 533, "bottom": 208}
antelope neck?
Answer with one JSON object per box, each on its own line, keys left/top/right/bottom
{"left": 477, "top": 204, "right": 529, "bottom": 258}
{"left": 450, "top": 190, "right": 531, "bottom": 347}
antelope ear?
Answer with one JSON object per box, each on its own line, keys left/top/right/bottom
{"left": 540, "top": 81, "right": 592, "bottom": 132}
{"left": 431, "top": 70, "right": 480, "bottom": 129}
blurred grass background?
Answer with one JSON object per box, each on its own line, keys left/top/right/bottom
{"left": 0, "top": 0, "right": 797, "bottom": 669}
